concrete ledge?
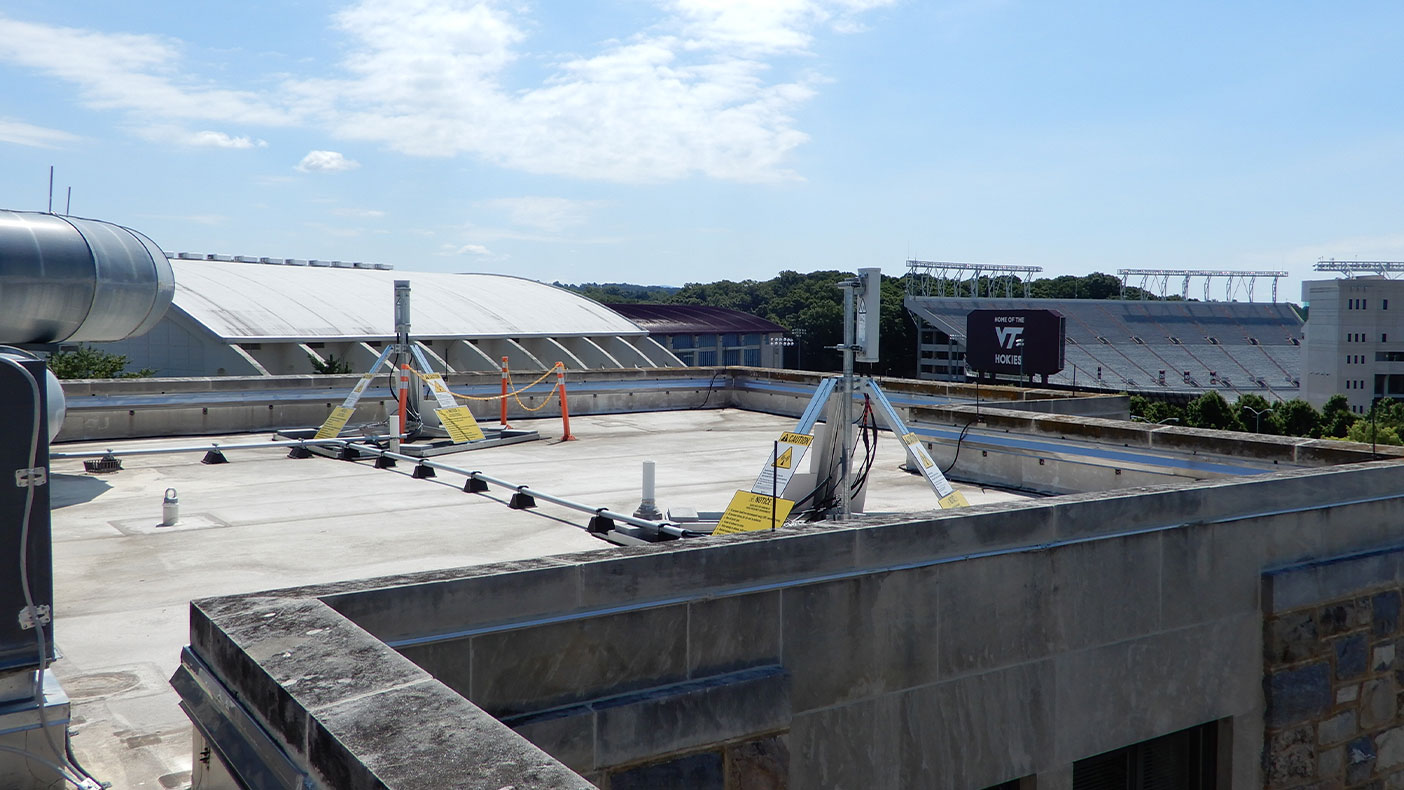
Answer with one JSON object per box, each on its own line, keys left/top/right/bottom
{"left": 506, "top": 665, "right": 790, "bottom": 773}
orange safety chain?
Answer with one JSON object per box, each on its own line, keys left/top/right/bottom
{"left": 410, "top": 363, "right": 575, "bottom": 440}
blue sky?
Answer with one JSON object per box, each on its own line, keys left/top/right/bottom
{"left": 2, "top": 1, "right": 1402, "bottom": 300}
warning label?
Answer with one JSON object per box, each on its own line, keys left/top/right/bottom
{"left": 314, "top": 406, "right": 354, "bottom": 440}
{"left": 750, "top": 432, "right": 814, "bottom": 496}
{"left": 436, "top": 406, "right": 485, "bottom": 444}
{"left": 714, "top": 490, "right": 796, "bottom": 535}
{"left": 420, "top": 372, "right": 460, "bottom": 411}
{"left": 901, "top": 432, "right": 964, "bottom": 507}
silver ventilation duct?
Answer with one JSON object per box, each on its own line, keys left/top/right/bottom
{"left": 0, "top": 210, "right": 175, "bottom": 345}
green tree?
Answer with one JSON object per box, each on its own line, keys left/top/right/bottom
{"left": 308, "top": 353, "right": 354, "bottom": 374}
{"left": 1347, "top": 420, "right": 1403, "bottom": 446}
{"left": 47, "top": 346, "right": 154, "bottom": 379}
{"left": 1234, "top": 393, "right": 1284, "bottom": 435}
{"left": 1321, "top": 394, "right": 1357, "bottom": 438}
{"left": 1185, "top": 391, "right": 1243, "bottom": 431}
{"left": 1274, "top": 399, "right": 1321, "bottom": 438}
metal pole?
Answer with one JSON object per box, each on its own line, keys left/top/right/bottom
{"left": 838, "top": 278, "right": 855, "bottom": 521}
{"left": 393, "top": 280, "right": 412, "bottom": 450}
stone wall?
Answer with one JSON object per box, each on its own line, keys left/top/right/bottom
{"left": 1264, "top": 545, "right": 1404, "bottom": 788}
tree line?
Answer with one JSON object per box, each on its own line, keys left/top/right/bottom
{"left": 1130, "top": 392, "right": 1402, "bottom": 445}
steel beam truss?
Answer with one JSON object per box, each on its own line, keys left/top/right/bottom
{"left": 1116, "top": 268, "right": 1289, "bottom": 302}
{"left": 905, "top": 260, "right": 1043, "bottom": 299}
{"left": 1315, "top": 260, "right": 1404, "bottom": 278}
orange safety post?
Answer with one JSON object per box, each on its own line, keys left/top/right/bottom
{"left": 556, "top": 362, "right": 576, "bottom": 441}
{"left": 397, "top": 362, "right": 410, "bottom": 438}
{"left": 499, "top": 356, "right": 511, "bottom": 428}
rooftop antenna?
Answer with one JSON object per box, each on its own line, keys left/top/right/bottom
{"left": 47, "top": 166, "right": 53, "bottom": 213}
{"left": 65, "top": 187, "right": 71, "bottom": 215}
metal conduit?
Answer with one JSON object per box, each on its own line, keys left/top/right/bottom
{"left": 50, "top": 436, "right": 404, "bottom": 458}
{"left": 53, "top": 436, "right": 686, "bottom": 537}
{"left": 348, "top": 445, "right": 687, "bottom": 537}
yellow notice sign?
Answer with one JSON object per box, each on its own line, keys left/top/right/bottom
{"left": 314, "top": 406, "right": 354, "bottom": 440}
{"left": 436, "top": 407, "right": 485, "bottom": 443}
{"left": 713, "top": 490, "right": 795, "bottom": 535}
{"left": 938, "top": 490, "right": 970, "bottom": 509}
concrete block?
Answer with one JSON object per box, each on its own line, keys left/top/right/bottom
{"left": 1335, "top": 633, "right": 1369, "bottom": 680}
{"left": 1347, "top": 735, "right": 1378, "bottom": 785}
{"left": 782, "top": 566, "right": 941, "bottom": 712}
{"left": 470, "top": 605, "right": 688, "bottom": 718}
{"left": 322, "top": 558, "right": 584, "bottom": 642}
{"left": 686, "top": 591, "right": 781, "bottom": 678}
{"left": 1265, "top": 611, "right": 1322, "bottom": 666}
{"left": 1050, "top": 533, "right": 1162, "bottom": 650}
{"left": 854, "top": 505, "right": 1054, "bottom": 568}
{"left": 1376, "top": 590, "right": 1402, "bottom": 637}
{"left": 897, "top": 661, "right": 1055, "bottom": 790}
{"left": 1318, "top": 709, "right": 1357, "bottom": 746}
{"left": 568, "top": 528, "right": 860, "bottom": 610}
{"left": 593, "top": 666, "right": 789, "bottom": 769}
{"left": 396, "top": 638, "right": 471, "bottom": 697}
{"left": 509, "top": 705, "right": 596, "bottom": 774}
{"left": 1265, "top": 662, "right": 1332, "bottom": 729}
{"left": 1265, "top": 725, "right": 1314, "bottom": 787}
{"left": 1162, "top": 521, "right": 1263, "bottom": 629}
{"left": 309, "top": 678, "right": 593, "bottom": 790}
{"left": 1378, "top": 726, "right": 1404, "bottom": 772}
{"left": 1362, "top": 676, "right": 1399, "bottom": 729}
{"left": 724, "top": 734, "right": 789, "bottom": 790}
{"left": 608, "top": 750, "right": 724, "bottom": 790}
{"left": 789, "top": 694, "right": 898, "bottom": 790}
{"left": 1054, "top": 615, "right": 1259, "bottom": 763}
{"left": 938, "top": 551, "right": 1052, "bottom": 678}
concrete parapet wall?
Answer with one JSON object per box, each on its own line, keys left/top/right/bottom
{"left": 178, "top": 459, "right": 1404, "bottom": 788}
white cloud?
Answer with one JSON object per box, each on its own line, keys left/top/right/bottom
{"left": 0, "top": 1, "right": 896, "bottom": 183}
{"left": 0, "top": 118, "right": 79, "bottom": 148}
{"left": 296, "top": 150, "right": 360, "bottom": 173}
{"left": 0, "top": 14, "right": 293, "bottom": 125}
{"left": 476, "top": 197, "right": 601, "bottom": 232}
{"left": 333, "top": 207, "right": 386, "bottom": 218}
{"left": 187, "top": 130, "right": 267, "bottom": 148}
{"left": 437, "top": 242, "right": 494, "bottom": 256}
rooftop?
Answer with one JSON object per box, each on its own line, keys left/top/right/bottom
{"left": 47, "top": 406, "right": 1034, "bottom": 788}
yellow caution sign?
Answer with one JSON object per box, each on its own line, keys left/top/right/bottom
{"left": 901, "top": 432, "right": 965, "bottom": 508}
{"left": 750, "top": 432, "right": 814, "bottom": 496}
{"left": 314, "top": 406, "right": 354, "bottom": 440}
{"left": 714, "top": 490, "right": 796, "bottom": 535}
{"left": 436, "top": 406, "right": 486, "bottom": 444}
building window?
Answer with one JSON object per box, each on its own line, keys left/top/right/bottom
{"left": 723, "top": 349, "right": 741, "bottom": 365}
{"left": 1385, "top": 299, "right": 1390, "bottom": 310}
{"left": 672, "top": 335, "right": 694, "bottom": 350}
{"left": 721, "top": 333, "right": 740, "bottom": 347}
{"left": 1385, "top": 334, "right": 1389, "bottom": 343}
{"left": 1072, "top": 721, "right": 1217, "bottom": 790}
{"left": 743, "top": 348, "right": 761, "bottom": 366}
{"left": 742, "top": 333, "right": 761, "bottom": 346}
{"left": 697, "top": 350, "right": 717, "bottom": 366}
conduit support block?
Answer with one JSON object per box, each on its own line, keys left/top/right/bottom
{"left": 201, "top": 449, "right": 228, "bottom": 465}
{"left": 509, "top": 489, "right": 537, "bottom": 510}
{"left": 286, "top": 446, "right": 312, "bottom": 459}
{"left": 411, "top": 464, "right": 436, "bottom": 479}
{"left": 374, "top": 456, "right": 396, "bottom": 469}
{"left": 464, "top": 477, "right": 488, "bottom": 494}
{"left": 587, "top": 514, "right": 614, "bottom": 534}
{"left": 338, "top": 446, "right": 360, "bottom": 461}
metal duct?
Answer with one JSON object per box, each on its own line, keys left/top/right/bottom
{"left": 0, "top": 210, "right": 175, "bottom": 344}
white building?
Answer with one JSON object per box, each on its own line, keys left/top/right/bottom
{"left": 92, "top": 256, "right": 682, "bottom": 376}
{"left": 1301, "top": 276, "right": 1404, "bottom": 413}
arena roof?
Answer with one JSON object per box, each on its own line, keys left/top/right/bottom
{"left": 170, "top": 260, "right": 646, "bottom": 342}
{"left": 603, "top": 303, "right": 786, "bottom": 335}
